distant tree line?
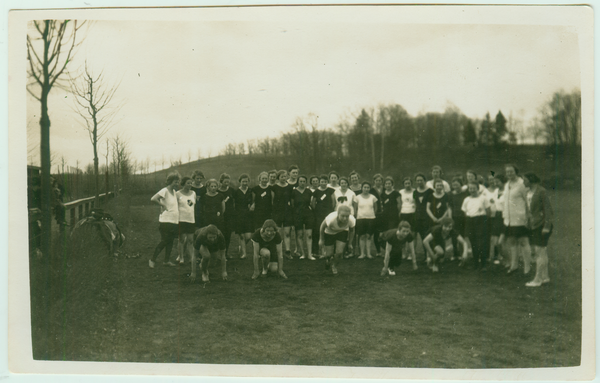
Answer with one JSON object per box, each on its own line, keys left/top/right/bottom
{"left": 220, "top": 89, "right": 581, "bottom": 173}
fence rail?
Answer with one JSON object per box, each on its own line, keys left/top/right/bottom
{"left": 28, "top": 191, "right": 118, "bottom": 227}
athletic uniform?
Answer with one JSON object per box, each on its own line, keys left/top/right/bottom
{"left": 428, "top": 192, "right": 450, "bottom": 227}
{"left": 399, "top": 189, "right": 416, "bottom": 228}
{"left": 462, "top": 194, "right": 491, "bottom": 266}
{"left": 272, "top": 184, "right": 293, "bottom": 228}
{"left": 354, "top": 193, "right": 378, "bottom": 235}
{"left": 193, "top": 226, "right": 227, "bottom": 254}
{"left": 449, "top": 190, "right": 469, "bottom": 237}
{"left": 489, "top": 188, "right": 505, "bottom": 237}
{"left": 151, "top": 187, "right": 180, "bottom": 262}
{"left": 252, "top": 184, "right": 272, "bottom": 230}
{"left": 201, "top": 193, "right": 226, "bottom": 232}
{"left": 323, "top": 211, "right": 356, "bottom": 246}
{"left": 381, "top": 229, "right": 415, "bottom": 270}
{"left": 380, "top": 190, "right": 401, "bottom": 231}
{"left": 413, "top": 188, "right": 433, "bottom": 239}
{"left": 428, "top": 224, "right": 460, "bottom": 259}
{"left": 333, "top": 189, "right": 356, "bottom": 216}
{"left": 234, "top": 187, "right": 254, "bottom": 235}
{"left": 176, "top": 190, "right": 196, "bottom": 235}
{"left": 312, "top": 187, "right": 335, "bottom": 253}
{"left": 291, "top": 188, "right": 314, "bottom": 230}
{"left": 251, "top": 230, "right": 283, "bottom": 262}
{"left": 218, "top": 187, "right": 236, "bottom": 250}
{"left": 191, "top": 185, "right": 206, "bottom": 227}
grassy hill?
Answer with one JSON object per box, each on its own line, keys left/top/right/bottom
{"left": 141, "top": 145, "right": 581, "bottom": 192}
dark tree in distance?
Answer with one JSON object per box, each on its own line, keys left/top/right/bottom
{"left": 494, "top": 110, "right": 508, "bottom": 146}
{"left": 478, "top": 112, "right": 493, "bottom": 146}
{"left": 463, "top": 119, "right": 477, "bottom": 146}
{"left": 70, "top": 62, "right": 123, "bottom": 206}
{"left": 541, "top": 90, "right": 581, "bottom": 149}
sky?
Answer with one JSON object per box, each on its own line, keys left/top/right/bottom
{"left": 25, "top": 9, "right": 582, "bottom": 170}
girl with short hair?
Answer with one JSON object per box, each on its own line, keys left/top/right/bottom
{"left": 251, "top": 172, "right": 273, "bottom": 231}
{"left": 353, "top": 181, "right": 379, "bottom": 259}
{"left": 149, "top": 172, "right": 181, "bottom": 268}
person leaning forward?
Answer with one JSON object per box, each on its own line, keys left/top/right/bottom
{"left": 191, "top": 224, "right": 228, "bottom": 282}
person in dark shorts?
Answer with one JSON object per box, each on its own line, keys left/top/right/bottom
{"left": 218, "top": 173, "right": 236, "bottom": 258}
{"left": 461, "top": 182, "right": 492, "bottom": 271}
{"left": 318, "top": 205, "right": 356, "bottom": 275}
{"left": 380, "top": 221, "right": 417, "bottom": 275}
{"left": 422, "top": 217, "right": 468, "bottom": 273}
{"left": 234, "top": 173, "right": 254, "bottom": 259}
{"left": 523, "top": 172, "right": 554, "bottom": 287}
{"left": 191, "top": 170, "right": 206, "bottom": 228}
{"left": 489, "top": 174, "right": 507, "bottom": 267}
{"left": 176, "top": 176, "right": 196, "bottom": 264}
{"left": 380, "top": 176, "right": 402, "bottom": 231}
{"left": 291, "top": 175, "right": 315, "bottom": 260}
{"left": 251, "top": 172, "right": 273, "bottom": 231}
{"left": 251, "top": 219, "right": 287, "bottom": 279}
{"left": 272, "top": 170, "right": 293, "bottom": 259}
{"left": 311, "top": 174, "right": 335, "bottom": 257}
{"left": 149, "top": 172, "right": 181, "bottom": 268}
{"left": 502, "top": 164, "right": 532, "bottom": 274}
{"left": 371, "top": 174, "right": 384, "bottom": 257}
{"left": 201, "top": 179, "right": 226, "bottom": 231}
{"left": 353, "top": 182, "right": 378, "bottom": 259}
{"left": 413, "top": 173, "right": 433, "bottom": 259}
{"left": 191, "top": 224, "right": 227, "bottom": 282}
{"left": 426, "top": 179, "right": 452, "bottom": 228}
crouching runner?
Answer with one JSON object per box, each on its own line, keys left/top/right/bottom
{"left": 422, "top": 217, "right": 468, "bottom": 273}
{"left": 191, "top": 224, "right": 228, "bottom": 282}
{"left": 318, "top": 205, "right": 356, "bottom": 275}
{"left": 251, "top": 219, "right": 287, "bottom": 279}
{"left": 380, "top": 221, "right": 417, "bottom": 276}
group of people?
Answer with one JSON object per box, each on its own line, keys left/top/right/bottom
{"left": 149, "top": 164, "right": 554, "bottom": 287}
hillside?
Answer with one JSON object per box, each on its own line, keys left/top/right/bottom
{"left": 145, "top": 145, "right": 581, "bottom": 190}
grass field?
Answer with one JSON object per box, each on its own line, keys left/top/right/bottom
{"left": 29, "top": 189, "right": 582, "bottom": 368}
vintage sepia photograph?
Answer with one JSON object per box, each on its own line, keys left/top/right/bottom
{"left": 8, "top": 3, "right": 594, "bottom": 380}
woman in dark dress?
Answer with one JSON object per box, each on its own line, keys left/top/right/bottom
{"left": 291, "top": 175, "right": 315, "bottom": 260}
{"left": 251, "top": 171, "right": 273, "bottom": 231}
{"left": 191, "top": 170, "right": 206, "bottom": 228}
{"left": 201, "top": 179, "right": 226, "bottom": 233}
{"left": 218, "top": 173, "right": 236, "bottom": 258}
{"left": 413, "top": 173, "right": 433, "bottom": 260}
{"left": 234, "top": 173, "right": 254, "bottom": 259}
{"left": 311, "top": 174, "right": 335, "bottom": 257}
{"left": 271, "top": 170, "right": 293, "bottom": 259}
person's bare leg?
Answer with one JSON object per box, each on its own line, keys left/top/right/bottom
{"left": 296, "top": 229, "right": 306, "bottom": 258}
{"left": 306, "top": 229, "right": 314, "bottom": 259}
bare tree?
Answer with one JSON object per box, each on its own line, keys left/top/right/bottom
{"left": 27, "top": 20, "right": 85, "bottom": 258}
{"left": 70, "top": 62, "right": 123, "bottom": 205}
{"left": 112, "top": 133, "right": 129, "bottom": 193}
